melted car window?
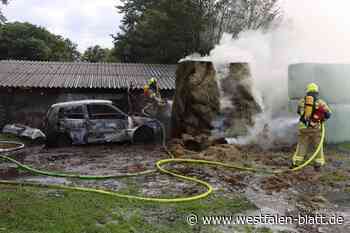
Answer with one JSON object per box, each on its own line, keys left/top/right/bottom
{"left": 59, "top": 106, "right": 85, "bottom": 119}
{"left": 87, "top": 104, "right": 126, "bottom": 120}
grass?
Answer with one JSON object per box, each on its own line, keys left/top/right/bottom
{"left": 337, "top": 142, "right": 350, "bottom": 152}
{"left": 0, "top": 184, "right": 256, "bottom": 233}
{"left": 340, "top": 142, "right": 350, "bottom": 149}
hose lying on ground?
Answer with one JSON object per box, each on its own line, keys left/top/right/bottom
{"left": 0, "top": 123, "right": 325, "bottom": 203}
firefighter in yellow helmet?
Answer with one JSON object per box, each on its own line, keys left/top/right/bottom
{"left": 144, "top": 78, "right": 161, "bottom": 99}
{"left": 292, "top": 83, "right": 332, "bottom": 172}
{"left": 143, "top": 78, "right": 165, "bottom": 115}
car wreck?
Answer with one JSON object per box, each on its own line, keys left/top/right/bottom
{"left": 44, "top": 100, "right": 161, "bottom": 147}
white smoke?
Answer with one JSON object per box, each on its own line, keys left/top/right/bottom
{"left": 226, "top": 115, "right": 299, "bottom": 149}
{"left": 204, "top": 28, "right": 297, "bottom": 148}
{"left": 191, "top": 0, "right": 350, "bottom": 148}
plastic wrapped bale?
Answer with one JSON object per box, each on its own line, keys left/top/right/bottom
{"left": 172, "top": 60, "right": 220, "bottom": 138}
{"left": 324, "top": 104, "right": 350, "bottom": 143}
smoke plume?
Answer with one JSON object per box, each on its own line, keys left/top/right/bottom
{"left": 187, "top": 0, "right": 350, "bottom": 148}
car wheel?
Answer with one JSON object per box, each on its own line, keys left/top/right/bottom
{"left": 56, "top": 134, "right": 72, "bottom": 147}
{"left": 133, "top": 125, "right": 155, "bottom": 144}
{"left": 45, "top": 137, "right": 55, "bottom": 148}
{"left": 32, "top": 137, "right": 45, "bottom": 145}
{"left": 45, "top": 133, "right": 58, "bottom": 147}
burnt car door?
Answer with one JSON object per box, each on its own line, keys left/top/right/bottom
{"left": 86, "top": 104, "right": 129, "bottom": 143}
{"left": 58, "top": 105, "right": 88, "bottom": 144}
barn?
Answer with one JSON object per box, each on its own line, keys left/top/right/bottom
{"left": 0, "top": 60, "right": 176, "bottom": 128}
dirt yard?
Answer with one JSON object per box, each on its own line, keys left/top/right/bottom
{"left": 1, "top": 142, "right": 350, "bottom": 233}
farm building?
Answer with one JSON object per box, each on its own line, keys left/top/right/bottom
{"left": 0, "top": 60, "right": 176, "bottom": 128}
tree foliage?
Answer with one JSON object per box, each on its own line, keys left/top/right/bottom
{"left": 0, "top": 22, "right": 81, "bottom": 61}
{"left": 82, "top": 45, "right": 112, "bottom": 63}
{"left": 214, "top": 0, "right": 281, "bottom": 41}
{"left": 113, "top": 0, "right": 281, "bottom": 64}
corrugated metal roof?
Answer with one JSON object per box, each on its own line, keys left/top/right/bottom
{"left": 0, "top": 60, "right": 176, "bottom": 90}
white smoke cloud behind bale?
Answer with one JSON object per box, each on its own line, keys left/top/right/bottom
{"left": 206, "top": 29, "right": 293, "bottom": 148}
{"left": 200, "top": 0, "right": 350, "bottom": 148}
{"left": 226, "top": 115, "right": 299, "bottom": 149}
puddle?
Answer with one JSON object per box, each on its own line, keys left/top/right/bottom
{"left": 15, "top": 176, "right": 128, "bottom": 192}
{"left": 16, "top": 176, "right": 72, "bottom": 185}
{"left": 0, "top": 164, "right": 21, "bottom": 179}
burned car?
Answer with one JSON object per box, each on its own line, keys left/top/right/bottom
{"left": 44, "top": 100, "right": 161, "bottom": 147}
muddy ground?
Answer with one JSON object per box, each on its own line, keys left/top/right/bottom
{"left": 1, "top": 142, "right": 350, "bottom": 233}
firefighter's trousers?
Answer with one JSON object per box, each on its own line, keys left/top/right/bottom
{"left": 292, "top": 127, "right": 325, "bottom": 166}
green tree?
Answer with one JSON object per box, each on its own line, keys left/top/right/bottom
{"left": 105, "top": 47, "right": 120, "bottom": 62}
{"left": 82, "top": 45, "right": 110, "bottom": 63}
{"left": 0, "top": 22, "right": 81, "bottom": 61}
{"left": 214, "top": 0, "right": 281, "bottom": 42}
{"left": 112, "top": 0, "right": 281, "bottom": 63}
{"left": 50, "top": 37, "right": 81, "bottom": 61}
{"left": 114, "top": 0, "right": 212, "bottom": 63}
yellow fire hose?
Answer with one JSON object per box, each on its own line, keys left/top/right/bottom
{"left": 0, "top": 124, "right": 325, "bottom": 203}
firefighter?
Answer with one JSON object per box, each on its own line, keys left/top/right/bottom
{"left": 143, "top": 78, "right": 171, "bottom": 139}
{"left": 144, "top": 78, "right": 161, "bottom": 99}
{"left": 144, "top": 78, "right": 164, "bottom": 104}
{"left": 143, "top": 78, "right": 163, "bottom": 115}
{"left": 292, "top": 83, "right": 332, "bottom": 172}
